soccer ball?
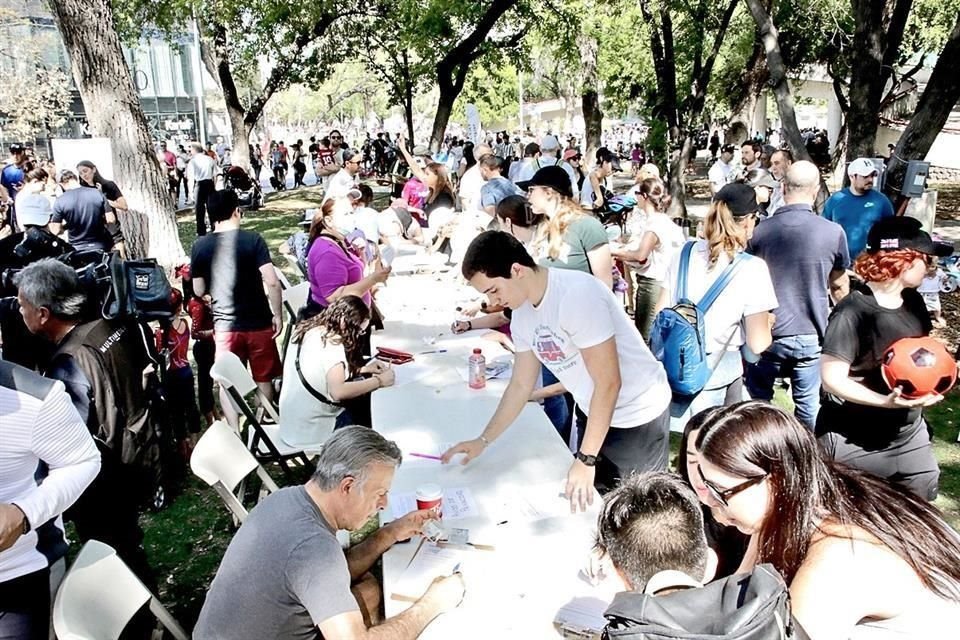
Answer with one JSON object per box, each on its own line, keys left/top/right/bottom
{"left": 881, "top": 337, "right": 957, "bottom": 399}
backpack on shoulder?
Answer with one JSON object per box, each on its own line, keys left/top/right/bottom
{"left": 602, "top": 564, "right": 809, "bottom": 640}
{"left": 649, "top": 241, "right": 750, "bottom": 397}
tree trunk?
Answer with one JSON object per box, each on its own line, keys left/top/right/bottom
{"left": 667, "top": 135, "right": 694, "bottom": 218}
{"left": 229, "top": 108, "right": 252, "bottom": 170}
{"left": 884, "top": 14, "right": 960, "bottom": 208}
{"left": 580, "top": 34, "right": 603, "bottom": 164}
{"left": 845, "top": 0, "right": 914, "bottom": 162}
{"left": 430, "top": 92, "right": 455, "bottom": 152}
{"left": 48, "top": 0, "right": 185, "bottom": 265}
{"left": 745, "top": 0, "right": 811, "bottom": 162}
{"left": 727, "top": 46, "right": 767, "bottom": 145}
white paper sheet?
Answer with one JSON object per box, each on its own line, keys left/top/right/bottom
{"left": 553, "top": 595, "right": 610, "bottom": 635}
{"left": 392, "top": 362, "right": 435, "bottom": 387}
{"left": 388, "top": 487, "right": 479, "bottom": 520}
{"left": 392, "top": 542, "right": 467, "bottom": 601}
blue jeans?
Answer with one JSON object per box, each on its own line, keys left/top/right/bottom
{"left": 541, "top": 365, "right": 571, "bottom": 445}
{"left": 745, "top": 334, "right": 822, "bottom": 430}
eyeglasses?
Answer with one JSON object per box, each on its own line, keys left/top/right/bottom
{"left": 697, "top": 466, "right": 764, "bottom": 506}
{"left": 331, "top": 136, "right": 342, "bottom": 140}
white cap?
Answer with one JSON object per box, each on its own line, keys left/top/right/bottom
{"left": 15, "top": 193, "right": 52, "bottom": 227}
{"left": 540, "top": 134, "right": 560, "bottom": 151}
{"left": 848, "top": 158, "right": 878, "bottom": 177}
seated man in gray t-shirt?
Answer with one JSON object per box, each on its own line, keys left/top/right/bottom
{"left": 194, "top": 427, "right": 465, "bottom": 640}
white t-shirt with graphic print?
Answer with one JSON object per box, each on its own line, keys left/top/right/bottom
{"left": 510, "top": 268, "right": 670, "bottom": 428}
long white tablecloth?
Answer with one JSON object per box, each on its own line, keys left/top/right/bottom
{"left": 372, "top": 269, "right": 614, "bottom": 638}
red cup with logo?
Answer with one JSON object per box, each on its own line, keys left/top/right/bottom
{"left": 416, "top": 484, "right": 443, "bottom": 518}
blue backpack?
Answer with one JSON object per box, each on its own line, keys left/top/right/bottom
{"left": 650, "top": 241, "right": 751, "bottom": 397}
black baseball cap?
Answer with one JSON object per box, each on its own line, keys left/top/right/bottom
{"left": 720, "top": 144, "right": 735, "bottom": 154}
{"left": 714, "top": 183, "right": 758, "bottom": 217}
{"left": 865, "top": 216, "right": 953, "bottom": 257}
{"left": 517, "top": 165, "right": 573, "bottom": 199}
{"left": 9, "top": 143, "right": 24, "bottom": 153}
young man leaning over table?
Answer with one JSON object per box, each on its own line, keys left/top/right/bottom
{"left": 194, "top": 427, "right": 465, "bottom": 640}
{"left": 442, "top": 231, "right": 672, "bottom": 511}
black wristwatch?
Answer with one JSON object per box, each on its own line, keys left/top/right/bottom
{"left": 575, "top": 451, "right": 598, "bottom": 467}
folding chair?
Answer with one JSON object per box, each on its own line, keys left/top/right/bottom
{"left": 210, "top": 351, "right": 313, "bottom": 479}
{"left": 283, "top": 252, "right": 307, "bottom": 280}
{"left": 53, "top": 540, "right": 189, "bottom": 640}
{"left": 281, "top": 281, "right": 310, "bottom": 359}
{"left": 190, "top": 420, "right": 280, "bottom": 523}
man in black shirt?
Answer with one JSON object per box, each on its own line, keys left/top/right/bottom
{"left": 49, "top": 170, "right": 113, "bottom": 254}
{"left": 190, "top": 190, "right": 283, "bottom": 425}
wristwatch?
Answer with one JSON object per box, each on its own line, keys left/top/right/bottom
{"left": 575, "top": 451, "right": 598, "bottom": 467}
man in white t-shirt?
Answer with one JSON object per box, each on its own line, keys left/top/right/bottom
{"left": 322, "top": 148, "right": 362, "bottom": 203}
{"left": 442, "top": 231, "right": 672, "bottom": 511}
{"left": 458, "top": 143, "right": 492, "bottom": 216}
{"left": 707, "top": 144, "right": 735, "bottom": 195}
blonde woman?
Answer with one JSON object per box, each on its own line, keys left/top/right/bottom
{"left": 521, "top": 165, "right": 613, "bottom": 289}
{"left": 611, "top": 177, "right": 684, "bottom": 339}
{"left": 655, "top": 183, "right": 777, "bottom": 424}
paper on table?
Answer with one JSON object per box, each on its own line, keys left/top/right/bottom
{"left": 490, "top": 482, "right": 572, "bottom": 523}
{"left": 391, "top": 541, "right": 467, "bottom": 602}
{"left": 388, "top": 487, "right": 479, "bottom": 521}
{"left": 392, "top": 361, "right": 435, "bottom": 387}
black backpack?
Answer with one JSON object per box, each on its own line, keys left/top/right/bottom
{"left": 602, "top": 564, "right": 809, "bottom": 640}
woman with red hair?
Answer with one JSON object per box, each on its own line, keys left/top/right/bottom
{"left": 818, "top": 217, "right": 951, "bottom": 500}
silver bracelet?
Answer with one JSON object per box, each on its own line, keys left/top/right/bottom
{"left": 478, "top": 435, "right": 490, "bottom": 446}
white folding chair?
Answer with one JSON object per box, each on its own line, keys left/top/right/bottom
{"left": 190, "top": 420, "right": 280, "bottom": 523}
{"left": 283, "top": 253, "right": 307, "bottom": 279}
{"left": 274, "top": 265, "right": 292, "bottom": 290}
{"left": 281, "top": 281, "right": 311, "bottom": 358}
{"left": 53, "top": 540, "right": 189, "bottom": 640}
{"left": 210, "top": 351, "right": 313, "bottom": 480}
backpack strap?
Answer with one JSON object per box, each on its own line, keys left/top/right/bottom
{"left": 676, "top": 240, "right": 696, "bottom": 301}
{"left": 294, "top": 339, "right": 341, "bottom": 407}
{"left": 697, "top": 251, "right": 753, "bottom": 313}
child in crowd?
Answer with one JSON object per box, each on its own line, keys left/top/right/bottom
{"left": 179, "top": 264, "right": 219, "bottom": 428}
{"left": 155, "top": 288, "right": 202, "bottom": 459}
{"left": 918, "top": 265, "right": 946, "bottom": 328}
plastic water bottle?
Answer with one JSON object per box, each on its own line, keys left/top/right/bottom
{"left": 468, "top": 348, "right": 486, "bottom": 389}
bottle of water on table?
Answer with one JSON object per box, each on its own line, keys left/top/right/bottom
{"left": 468, "top": 348, "right": 486, "bottom": 389}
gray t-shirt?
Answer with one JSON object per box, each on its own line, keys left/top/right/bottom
{"left": 194, "top": 486, "right": 357, "bottom": 640}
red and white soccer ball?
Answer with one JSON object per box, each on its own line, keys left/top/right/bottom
{"left": 881, "top": 337, "right": 957, "bottom": 399}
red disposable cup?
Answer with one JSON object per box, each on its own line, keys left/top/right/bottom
{"left": 416, "top": 484, "right": 443, "bottom": 518}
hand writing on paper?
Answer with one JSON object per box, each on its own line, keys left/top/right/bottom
{"left": 387, "top": 509, "right": 437, "bottom": 543}
{"left": 441, "top": 439, "right": 485, "bottom": 465}
{"left": 422, "top": 573, "right": 466, "bottom": 613}
{"left": 565, "top": 460, "right": 596, "bottom": 513}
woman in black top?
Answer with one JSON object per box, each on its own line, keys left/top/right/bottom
{"left": 77, "top": 160, "right": 127, "bottom": 257}
{"left": 818, "top": 217, "right": 950, "bottom": 501}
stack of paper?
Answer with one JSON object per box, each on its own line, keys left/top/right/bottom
{"left": 391, "top": 542, "right": 468, "bottom": 602}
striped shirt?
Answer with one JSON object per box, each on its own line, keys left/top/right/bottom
{"left": 0, "top": 360, "right": 100, "bottom": 584}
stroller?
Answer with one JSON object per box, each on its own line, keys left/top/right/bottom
{"left": 225, "top": 165, "right": 264, "bottom": 210}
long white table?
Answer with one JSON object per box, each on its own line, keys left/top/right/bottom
{"left": 372, "top": 269, "right": 615, "bottom": 638}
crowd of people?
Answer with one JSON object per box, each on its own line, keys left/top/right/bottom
{"left": 1, "top": 125, "right": 960, "bottom": 640}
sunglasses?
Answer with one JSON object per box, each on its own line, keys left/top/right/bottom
{"left": 697, "top": 466, "right": 764, "bottom": 506}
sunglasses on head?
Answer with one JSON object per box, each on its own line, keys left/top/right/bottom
{"left": 697, "top": 466, "right": 764, "bottom": 506}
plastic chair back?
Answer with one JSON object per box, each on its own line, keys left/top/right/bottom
{"left": 190, "top": 420, "right": 259, "bottom": 490}
{"left": 274, "top": 265, "right": 292, "bottom": 290}
{"left": 282, "top": 281, "right": 309, "bottom": 319}
{"left": 53, "top": 540, "right": 188, "bottom": 640}
{"left": 210, "top": 350, "right": 257, "bottom": 397}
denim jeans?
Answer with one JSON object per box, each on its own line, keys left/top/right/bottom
{"left": 745, "top": 334, "right": 822, "bottom": 430}
{"left": 541, "top": 365, "right": 571, "bottom": 446}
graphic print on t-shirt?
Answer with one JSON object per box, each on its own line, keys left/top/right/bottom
{"left": 534, "top": 325, "right": 578, "bottom": 373}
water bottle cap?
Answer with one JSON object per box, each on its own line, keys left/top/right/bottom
{"left": 473, "top": 348, "right": 482, "bottom": 354}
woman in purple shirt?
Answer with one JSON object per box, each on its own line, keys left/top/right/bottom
{"left": 304, "top": 198, "right": 391, "bottom": 320}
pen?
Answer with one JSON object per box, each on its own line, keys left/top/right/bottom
{"left": 451, "top": 562, "right": 462, "bottom": 575}
{"left": 409, "top": 452, "right": 443, "bottom": 461}
{"left": 418, "top": 349, "right": 447, "bottom": 355}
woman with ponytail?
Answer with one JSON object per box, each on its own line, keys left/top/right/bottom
{"left": 695, "top": 401, "right": 960, "bottom": 639}
{"left": 278, "top": 295, "right": 394, "bottom": 446}
{"left": 611, "top": 177, "right": 684, "bottom": 339}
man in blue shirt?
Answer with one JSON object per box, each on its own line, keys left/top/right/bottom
{"left": 1, "top": 143, "right": 27, "bottom": 230}
{"left": 746, "top": 161, "right": 850, "bottom": 429}
{"left": 823, "top": 157, "right": 894, "bottom": 259}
